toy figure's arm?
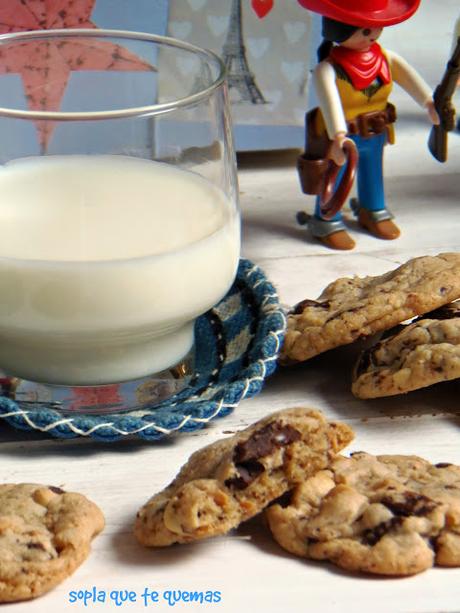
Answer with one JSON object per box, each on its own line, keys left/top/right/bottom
{"left": 387, "top": 50, "right": 439, "bottom": 124}
{"left": 313, "top": 61, "right": 350, "bottom": 165}
{"left": 454, "top": 19, "right": 460, "bottom": 87}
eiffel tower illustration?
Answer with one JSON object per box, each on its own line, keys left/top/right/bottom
{"left": 222, "top": 0, "right": 266, "bottom": 104}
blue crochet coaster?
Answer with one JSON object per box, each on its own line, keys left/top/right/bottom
{"left": 0, "top": 259, "right": 285, "bottom": 442}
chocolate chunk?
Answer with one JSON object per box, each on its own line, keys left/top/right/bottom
{"left": 362, "top": 517, "right": 403, "bottom": 546}
{"left": 291, "top": 299, "right": 330, "bottom": 315}
{"left": 435, "top": 462, "right": 453, "bottom": 468}
{"left": 380, "top": 492, "right": 438, "bottom": 517}
{"left": 27, "top": 542, "right": 46, "bottom": 551}
{"left": 48, "top": 486, "right": 65, "bottom": 494}
{"left": 225, "top": 422, "right": 301, "bottom": 490}
{"left": 233, "top": 423, "right": 301, "bottom": 464}
{"left": 224, "top": 459, "right": 264, "bottom": 490}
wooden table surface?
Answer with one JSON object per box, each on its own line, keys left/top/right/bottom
{"left": 2, "top": 10, "right": 460, "bottom": 608}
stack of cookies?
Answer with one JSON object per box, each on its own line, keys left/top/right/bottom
{"left": 134, "top": 407, "right": 460, "bottom": 577}
{"left": 280, "top": 253, "right": 460, "bottom": 399}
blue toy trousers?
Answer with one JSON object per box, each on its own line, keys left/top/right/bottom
{"left": 315, "top": 132, "right": 387, "bottom": 221}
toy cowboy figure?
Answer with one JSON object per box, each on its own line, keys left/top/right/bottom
{"left": 297, "top": 0, "right": 439, "bottom": 250}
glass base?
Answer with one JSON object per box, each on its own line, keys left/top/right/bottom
{"left": 0, "top": 351, "right": 194, "bottom": 415}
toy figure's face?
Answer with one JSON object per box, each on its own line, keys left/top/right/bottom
{"left": 342, "top": 27, "right": 383, "bottom": 51}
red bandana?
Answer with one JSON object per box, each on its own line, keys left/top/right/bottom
{"left": 329, "top": 42, "right": 391, "bottom": 91}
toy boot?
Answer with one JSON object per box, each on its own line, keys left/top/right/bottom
{"left": 350, "top": 199, "right": 400, "bottom": 240}
{"left": 298, "top": 212, "right": 355, "bottom": 250}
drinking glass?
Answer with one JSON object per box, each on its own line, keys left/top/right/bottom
{"left": 0, "top": 29, "right": 240, "bottom": 413}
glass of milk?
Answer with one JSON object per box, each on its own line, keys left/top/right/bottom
{"left": 0, "top": 29, "right": 240, "bottom": 413}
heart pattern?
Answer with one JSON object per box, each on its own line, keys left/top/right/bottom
{"left": 281, "top": 61, "right": 305, "bottom": 84}
{"left": 176, "top": 56, "right": 200, "bottom": 77}
{"left": 246, "top": 37, "right": 270, "bottom": 59}
{"left": 187, "top": 0, "right": 207, "bottom": 11}
{"left": 169, "top": 21, "right": 192, "bottom": 40}
{"left": 165, "top": 2, "right": 313, "bottom": 133}
{"left": 251, "top": 0, "right": 274, "bottom": 19}
{"left": 283, "top": 21, "right": 307, "bottom": 44}
{"left": 207, "top": 15, "right": 229, "bottom": 38}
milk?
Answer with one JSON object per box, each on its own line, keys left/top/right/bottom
{"left": 0, "top": 155, "right": 240, "bottom": 384}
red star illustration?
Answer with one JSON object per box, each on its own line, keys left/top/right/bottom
{"left": 0, "top": 1, "right": 153, "bottom": 149}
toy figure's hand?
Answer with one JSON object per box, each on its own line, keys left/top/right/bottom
{"left": 329, "top": 132, "right": 349, "bottom": 166}
{"left": 425, "top": 100, "right": 440, "bottom": 125}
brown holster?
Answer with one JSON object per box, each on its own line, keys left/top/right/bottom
{"left": 297, "top": 104, "right": 397, "bottom": 195}
{"left": 297, "top": 108, "right": 331, "bottom": 195}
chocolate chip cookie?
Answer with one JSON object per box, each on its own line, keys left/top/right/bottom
{"left": 352, "top": 302, "right": 460, "bottom": 398}
{"left": 134, "top": 408, "right": 354, "bottom": 547}
{"left": 280, "top": 253, "right": 460, "bottom": 364}
{"left": 0, "top": 484, "right": 104, "bottom": 602}
{"left": 266, "top": 452, "right": 460, "bottom": 576}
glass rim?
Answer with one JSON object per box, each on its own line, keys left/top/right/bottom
{"left": 0, "top": 28, "right": 227, "bottom": 121}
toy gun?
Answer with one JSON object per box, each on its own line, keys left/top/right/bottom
{"left": 428, "top": 37, "right": 460, "bottom": 163}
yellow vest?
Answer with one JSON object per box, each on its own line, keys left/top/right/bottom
{"left": 314, "top": 50, "right": 395, "bottom": 144}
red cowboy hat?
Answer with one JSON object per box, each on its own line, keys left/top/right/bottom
{"left": 297, "top": 0, "right": 421, "bottom": 27}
